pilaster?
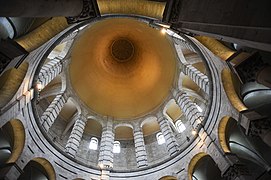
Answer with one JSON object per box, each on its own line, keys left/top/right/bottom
{"left": 173, "top": 90, "right": 203, "bottom": 128}
{"left": 98, "top": 119, "right": 114, "bottom": 168}
{"left": 40, "top": 93, "right": 66, "bottom": 132}
{"left": 157, "top": 116, "right": 179, "bottom": 156}
{"left": 38, "top": 57, "right": 63, "bottom": 88}
{"left": 133, "top": 126, "right": 148, "bottom": 168}
{"left": 65, "top": 115, "right": 87, "bottom": 158}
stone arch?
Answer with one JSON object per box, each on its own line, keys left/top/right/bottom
{"left": 140, "top": 115, "right": 157, "bottom": 128}
{"left": 218, "top": 116, "right": 231, "bottom": 153}
{"left": 141, "top": 116, "right": 160, "bottom": 136}
{"left": 86, "top": 115, "right": 104, "bottom": 127}
{"left": 113, "top": 124, "right": 137, "bottom": 169}
{"left": 39, "top": 74, "right": 62, "bottom": 99}
{"left": 163, "top": 99, "right": 182, "bottom": 123}
{"left": 188, "top": 152, "right": 208, "bottom": 180}
{"left": 19, "top": 157, "right": 56, "bottom": 180}
{"left": 188, "top": 152, "right": 223, "bottom": 180}
{"left": 114, "top": 122, "right": 134, "bottom": 130}
{"left": 85, "top": 118, "right": 103, "bottom": 138}
{"left": 47, "top": 96, "right": 79, "bottom": 137}
{"left": 66, "top": 96, "right": 81, "bottom": 115}
{"left": 0, "top": 62, "right": 29, "bottom": 108}
{"left": 159, "top": 175, "right": 178, "bottom": 180}
{"left": 0, "top": 119, "right": 25, "bottom": 164}
{"left": 47, "top": 40, "right": 71, "bottom": 60}
{"left": 222, "top": 117, "right": 271, "bottom": 173}
{"left": 114, "top": 124, "right": 134, "bottom": 140}
{"left": 221, "top": 68, "right": 247, "bottom": 112}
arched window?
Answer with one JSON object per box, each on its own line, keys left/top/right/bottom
{"left": 89, "top": 137, "right": 98, "bottom": 150}
{"left": 156, "top": 132, "right": 165, "bottom": 145}
{"left": 113, "top": 141, "right": 121, "bottom": 153}
{"left": 195, "top": 103, "right": 203, "bottom": 112}
{"left": 176, "top": 120, "right": 186, "bottom": 133}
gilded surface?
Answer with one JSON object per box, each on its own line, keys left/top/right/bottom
{"left": 218, "top": 116, "right": 231, "bottom": 153}
{"left": 188, "top": 152, "right": 208, "bottom": 180}
{"left": 196, "top": 36, "right": 235, "bottom": 60}
{"left": 98, "top": 0, "right": 165, "bottom": 19}
{"left": 70, "top": 18, "right": 177, "bottom": 119}
{"left": 6, "top": 119, "right": 25, "bottom": 164}
{"left": 222, "top": 68, "right": 247, "bottom": 112}
{"left": 15, "top": 17, "right": 68, "bottom": 52}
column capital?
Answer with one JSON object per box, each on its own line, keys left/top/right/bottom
{"left": 66, "top": 0, "right": 100, "bottom": 24}
{"left": 223, "top": 164, "right": 252, "bottom": 180}
{"left": 133, "top": 125, "right": 143, "bottom": 133}
{"left": 248, "top": 117, "right": 271, "bottom": 137}
{"left": 78, "top": 114, "right": 88, "bottom": 123}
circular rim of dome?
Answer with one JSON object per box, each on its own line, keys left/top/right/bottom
{"left": 31, "top": 15, "right": 214, "bottom": 172}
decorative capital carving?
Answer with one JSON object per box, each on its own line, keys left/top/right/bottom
{"left": 223, "top": 164, "right": 251, "bottom": 180}
{"left": 66, "top": 0, "right": 100, "bottom": 24}
{"left": 248, "top": 118, "right": 271, "bottom": 137}
{"left": 163, "top": 0, "right": 182, "bottom": 23}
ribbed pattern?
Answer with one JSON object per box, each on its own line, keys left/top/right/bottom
{"left": 134, "top": 130, "right": 148, "bottom": 168}
{"left": 38, "top": 57, "right": 63, "bottom": 88}
{"left": 183, "top": 64, "right": 209, "bottom": 93}
{"left": 65, "top": 116, "right": 87, "bottom": 158}
{"left": 174, "top": 91, "right": 203, "bottom": 127}
{"left": 173, "top": 36, "right": 196, "bottom": 53}
{"left": 98, "top": 121, "right": 114, "bottom": 167}
{"left": 41, "top": 93, "right": 66, "bottom": 132}
{"left": 157, "top": 117, "right": 179, "bottom": 156}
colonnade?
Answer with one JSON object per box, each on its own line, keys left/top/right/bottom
{"left": 36, "top": 36, "right": 210, "bottom": 170}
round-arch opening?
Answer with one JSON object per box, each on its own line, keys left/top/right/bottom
{"left": 188, "top": 153, "right": 223, "bottom": 180}
{"left": 18, "top": 157, "right": 56, "bottom": 180}
{"left": 222, "top": 117, "right": 271, "bottom": 177}
{"left": 159, "top": 176, "right": 178, "bottom": 180}
{"left": 0, "top": 119, "right": 25, "bottom": 165}
{"left": 0, "top": 62, "right": 28, "bottom": 108}
{"left": 113, "top": 125, "right": 136, "bottom": 170}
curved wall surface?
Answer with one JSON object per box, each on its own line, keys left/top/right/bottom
{"left": 0, "top": 16, "right": 241, "bottom": 180}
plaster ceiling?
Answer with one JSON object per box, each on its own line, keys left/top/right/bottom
{"left": 69, "top": 18, "right": 177, "bottom": 119}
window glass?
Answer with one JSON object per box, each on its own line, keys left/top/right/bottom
{"left": 156, "top": 132, "right": 166, "bottom": 145}
{"left": 89, "top": 137, "right": 98, "bottom": 150}
{"left": 113, "top": 141, "right": 121, "bottom": 153}
{"left": 176, "top": 120, "right": 186, "bottom": 133}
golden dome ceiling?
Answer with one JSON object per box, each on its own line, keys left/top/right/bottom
{"left": 69, "top": 18, "right": 177, "bottom": 119}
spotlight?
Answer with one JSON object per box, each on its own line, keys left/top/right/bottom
{"left": 196, "top": 118, "right": 202, "bottom": 124}
{"left": 36, "top": 81, "right": 43, "bottom": 91}
{"left": 99, "top": 163, "right": 104, "bottom": 169}
{"left": 161, "top": 28, "right": 167, "bottom": 34}
{"left": 191, "top": 129, "right": 197, "bottom": 136}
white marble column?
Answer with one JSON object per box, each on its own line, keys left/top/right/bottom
{"left": 133, "top": 126, "right": 148, "bottom": 168}
{"left": 38, "top": 57, "right": 63, "bottom": 88}
{"left": 173, "top": 90, "right": 203, "bottom": 128}
{"left": 157, "top": 116, "right": 179, "bottom": 156}
{"left": 181, "top": 63, "right": 209, "bottom": 94}
{"left": 98, "top": 120, "right": 114, "bottom": 168}
{"left": 40, "top": 93, "right": 66, "bottom": 132}
{"left": 173, "top": 36, "right": 197, "bottom": 53}
{"left": 65, "top": 115, "right": 87, "bottom": 158}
